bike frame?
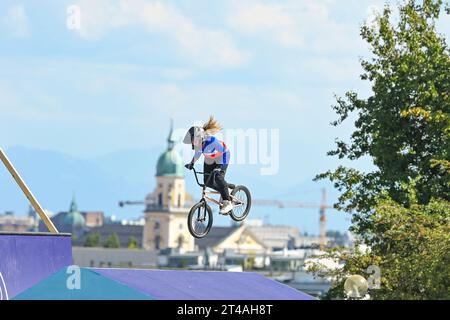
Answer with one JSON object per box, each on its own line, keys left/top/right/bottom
{"left": 191, "top": 167, "right": 243, "bottom": 207}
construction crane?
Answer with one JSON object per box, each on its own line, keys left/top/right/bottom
{"left": 118, "top": 200, "right": 145, "bottom": 208}
{"left": 253, "top": 188, "right": 331, "bottom": 249}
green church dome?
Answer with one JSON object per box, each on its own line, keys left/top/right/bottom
{"left": 156, "top": 120, "right": 184, "bottom": 177}
{"left": 63, "top": 196, "right": 85, "bottom": 227}
{"left": 156, "top": 149, "right": 184, "bottom": 177}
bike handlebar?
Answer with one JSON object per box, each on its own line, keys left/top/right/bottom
{"left": 191, "top": 167, "right": 214, "bottom": 188}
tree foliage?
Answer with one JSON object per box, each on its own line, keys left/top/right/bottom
{"left": 84, "top": 232, "right": 101, "bottom": 247}
{"left": 127, "top": 236, "right": 138, "bottom": 249}
{"left": 307, "top": 198, "right": 450, "bottom": 299}
{"left": 316, "top": 0, "right": 450, "bottom": 235}
{"left": 311, "top": 0, "right": 450, "bottom": 299}
{"left": 104, "top": 233, "right": 120, "bottom": 248}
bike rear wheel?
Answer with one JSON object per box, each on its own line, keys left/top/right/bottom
{"left": 187, "top": 201, "right": 213, "bottom": 238}
{"left": 230, "top": 185, "right": 252, "bottom": 222}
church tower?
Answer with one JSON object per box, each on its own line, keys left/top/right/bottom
{"left": 153, "top": 119, "right": 186, "bottom": 210}
{"left": 142, "top": 120, "right": 195, "bottom": 252}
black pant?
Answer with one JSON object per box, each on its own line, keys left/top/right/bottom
{"left": 204, "top": 163, "right": 230, "bottom": 201}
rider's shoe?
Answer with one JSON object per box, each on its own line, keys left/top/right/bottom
{"left": 219, "top": 200, "right": 233, "bottom": 215}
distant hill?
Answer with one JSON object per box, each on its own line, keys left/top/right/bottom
{"left": 0, "top": 146, "right": 350, "bottom": 233}
{"left": 0, "top": 146, "right": 154, "bottom": 218}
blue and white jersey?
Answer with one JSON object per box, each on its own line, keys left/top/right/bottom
{"left": 193, "top": 136, "right": 230, "bottom": 165}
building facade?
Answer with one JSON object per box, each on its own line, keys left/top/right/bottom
{"left": 0, "top": 208, "right": 37, "bottom": 232}
{"left": 142, "top": 122, "right": 195, "bottom": 252}
{"left": 72, "top": 247, "right": 157, "bottom": 268}
{"left": 39, "top": 196, "right": 88, "bottom": 237}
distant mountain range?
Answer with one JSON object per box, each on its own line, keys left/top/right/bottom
{"left": 0, "top": 146, "right": 350, "bottom": 234}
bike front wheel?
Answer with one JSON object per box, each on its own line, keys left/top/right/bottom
{"left": 187, "top": 201, "right": 213, "bottom": 238}
{"left": 230, "top": 185, "right": 252, "bottom": 222}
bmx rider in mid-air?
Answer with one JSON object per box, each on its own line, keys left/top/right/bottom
{"left": 183, "top": 116, "right": 233, "bottom": 214}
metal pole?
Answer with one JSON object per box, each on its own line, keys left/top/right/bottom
{"left": 0, "top": 148, "right": 58, "bottom": 233}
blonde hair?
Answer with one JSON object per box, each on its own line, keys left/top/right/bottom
{"left": 203, "top": 115, "right": 223, "bottom": 135}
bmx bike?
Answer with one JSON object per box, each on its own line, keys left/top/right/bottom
{"left": 187, "top": 167, "right": 252, "bottom": 238}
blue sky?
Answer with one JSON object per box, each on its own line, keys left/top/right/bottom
{"left": 0, "top": 0, "right": 384, "bottom": 164}
{"left": 0, "top": 1, "right": 449, "bottom": 232}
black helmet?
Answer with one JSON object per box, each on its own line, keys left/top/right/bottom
{"left": 183, "top": 126, "right": 204, "bottom": 149}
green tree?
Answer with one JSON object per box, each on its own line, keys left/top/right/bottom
{"left": 316, "top": 0, "right": 450, "bottom": 236}
{"left": 84, "top": 232, "right": 101, "bottom": 247}
{"left": 311, "top": 0, "right": 450, "bottom": 299}
{"left": 104, "top": 233, "right": 120, "bottom": 248}
{"left": 127, "top": 236, "right": 138, "bottom": 249}
{"left": 245, "top": 254, "right": 256, "bottom": 271}
{"left": 307, "top": 197, "right": 450, "bottom": 299}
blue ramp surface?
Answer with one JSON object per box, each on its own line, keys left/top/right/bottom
{"left": 14, "top": 267, "right": 315, "bottom": 300}
{"left": 15, "top": 267, "right": 153, "bottom": 300}
{"left": 93, "top": 268, "right": 315, "bottom": 300}
{"left": 0, "top": 232, "right": 72, "bottom": 299}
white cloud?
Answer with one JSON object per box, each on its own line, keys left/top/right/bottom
{"left": 227, "top": 2, "right": 303, "bottom": 48}
{"left": 0, "top": 56, "right": 304, "bottom": 129}
{"left": 2, "top": 5, "right": 30, "bottom": 38}
{"left": 227, "top": 0, "right": 365, "bottom": 54}
{"left": 74, "top": 0, "right": 249, "bottom": 68}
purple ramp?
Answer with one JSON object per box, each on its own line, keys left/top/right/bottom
{"left": 0, "top": 232, "right": 72, "bottom": 299}
{"left": 93, "top": 268, "right": 315, "bottom": 300}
